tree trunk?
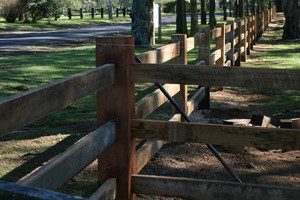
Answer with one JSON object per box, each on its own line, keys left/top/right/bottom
{"left": 108, "top": 0, "right": 113, "bottom": 19}
{"left": 282, "top": 0, "right": 300, "bottom": 40}
{"left": 131, "top": 0, "right": 154, "bottom": 47}
{"left": 190, "top": 0, "right": 198, "bottom": 36}
{"left": 201, "top": 0, "right": 207, "bottom": 24}
{"left": 229, "top": 0, "right": 232, "bottom": 16}
{"left": 209, "top": 0, "right": 216, "bottom": 30}
{"left": 239, "top": 0, "right": 245, "bottom": 17}
{"left": 176, "top": 0, "right": 188, "bottom": 34}
{"left": 222, "top": 0, "right": 227, "bottom": 20}
{"left": 245, "top": 0, "right": 249, "bottom": 16}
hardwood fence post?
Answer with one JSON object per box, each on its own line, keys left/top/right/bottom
{"left": 101, "top": 8, "right": 104, "bottom": 18}
{"left": 91, "top": 8, "right": 95, "bottom": 19}
{"left": 241, "top": 17, "right": 247, "bottom": 62}
{"left": 198, "top": 27, "right": 210, "bottom": 109}
{"left": 123, "top": 7, "right": 126, "bottom": 17}
{"left": 216, "top": 23, "right": 226, "bottom": 66}
{"left": 235, "top": 18, "right": 242, "bottom": 66}
{"left": 172, "top": 34, "right": 188, "bottom": 118}
{"left": 96, "top": 37, "right": 136, "bottom": 200}
{"left": 80, "top": 8, "right": 83, "bottom": 19}
{"left": 68, "top": 8, "right": 72, "bottom": 20}
{"left": 226, "top": 21, "right": 235, "bottom": 66}
{"left": 246, "top": 16, "right": 251, "bottom": 54}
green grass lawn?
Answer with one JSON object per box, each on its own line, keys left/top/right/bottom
{"left": 0, "top": 15, "right": 132, "bottom": 31}
{"left": 0, "top": 13, "right": 299, "bottom": 198}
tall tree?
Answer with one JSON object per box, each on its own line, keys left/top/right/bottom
{"left": 282, "top": 0, "right": 300, "bottom": 39}
{"left": 131, "top": 0, "right": 154, "bottom": 47}
{"left": 209, "top": 0, "right": 216, "bottom": 29}
{"left": 190, "top": 0, "right": 198, "bottom": 36}
{"left": 176, "top": 0, "right": 188, "bottom": 34}
{"left": 201, "top": 0, "right": 206, "bottom": 24}
{"left": 222, "top": 0, "right": 227, "bottom": 20}
{"left": 239, "top": 0, "right": 245, "bottom": 17}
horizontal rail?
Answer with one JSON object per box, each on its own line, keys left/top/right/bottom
{"left": 131, "top": 119, "right": 300, "bottom": 150}
{"left": 0, "top": 180, "right": 90, "bottom": 200}
{"left": 136, "top": 114, "right": 181, "bottom": 173}
{"left": 186, "top": 86, "right": 205, "bottom": 116}
{"left": 0, "top": 64, "right": 115, "bottom": 137}
{"left": 225, "top": 24, "right": 231, "bottom": 33}
{"left": 186, "top": 37, "right": 195, "bottom": 52}
{"left": 225, "top": 42, "right": 231, "bottom": 54}
{"left": 135, "top": 84, "right": 180, "bottom": 119}
{"left": 132, "top": 64, "right": 300, "bottom": 90}
{"left": 90, "top": 178, "right": 116, "bottom": 200}
{"left": 210, "top": 49, "right": 222, "bottom": 63}
{"left": 137, "top": 43, "right": 180, "bottom": 64}
{"left": 132, "top": 174, "right": 300, "bottom": 200}
{"left": 210, "top": 28, "right": 222, "bottom": 39}
{"left": 18, "top": 121, "right": 116, "bottom": 190}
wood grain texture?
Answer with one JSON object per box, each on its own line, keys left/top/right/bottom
{"left": 96, "top": 37, "right": 136, "bottom": 200}
{"left": 210, "top": 27, "right": 222, "bottom": 39}
{"left": 225, "top": 42, "right": 231, "bottom": 54}
{"left": 18, "top": 122, "right": 116, "bottom": 190}
{"left": 132, "top": 64, "right": 300, "bottom": 90}
{"left": 216, "top": 24, "right": 225, "bottom": 66}
{"left": 135, "top": 84, "right": 180, "bottom": 119}
{"left": 0, "top": 64, "right": 115, "bottom": 137}
{"left": 186, "top": 37, "right": 195, "bottom": 52}
{"left": 0, "top": 181, "right": 90, "bottom": 200}
{"left": 186, "top": 87, "right": 205, "bottom": 115}
{"left": 137, "top": 43, "right": 180, "bottom": 64}
{"left": 131, "top": 119, "right": 300, "bottom": 150}
{"left": 136, "top": 114, "right": 181, "bottom": 173}
{"left": 132, "top": 174, "right": 300, "bottom": 200}
{"left": 90, "top": 178, "right": 116, "bottom": 200}
{"left": 210, "top": 49, "right": 222, "bottom": 64}
{"left": 225, "top": 24, "right": 232, "bottom": 33}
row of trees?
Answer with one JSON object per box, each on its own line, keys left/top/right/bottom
{"left": 0, "top": 0, "right": 131, "bottom": 23}
{"left": 131, "top": 0, "right": 299, "bottom": 47}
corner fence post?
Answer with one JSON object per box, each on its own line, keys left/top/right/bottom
{"left": 198, "top": 27, "right": 211, "bottom": 109}
{"left": 96, "top": 37, "right": 136, "bottom": 200}
{"left": 171, "top": 34, "right": 188, "bottom": 118}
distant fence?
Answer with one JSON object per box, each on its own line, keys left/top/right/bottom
{"left": 67, "top": 7, "right": 130, "bottom": 19}
{"left": 2, "top": 5, "right": 300, "bottom": 200}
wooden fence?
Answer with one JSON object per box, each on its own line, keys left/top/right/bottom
{"left": 67, "top": 7, "right": 129, "bottom": 19}
{"left": 2, "top": 6, "right": 300, "bottom": 200}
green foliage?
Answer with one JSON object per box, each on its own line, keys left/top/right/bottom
{"left": 24, "top": 0, "right": 64, "bottom": 22}
{"left": 163, "top": 1, "right": 190, "bottom": 13}
{"left": 0, "top": 0, "right": 22, "bottom": 23}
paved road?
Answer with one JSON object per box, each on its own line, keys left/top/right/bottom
{"left": 0, "top": 14, "right": 226, "bottom": 51}
{"left": 0, "top": 15, "right": 178, "bottom": 51}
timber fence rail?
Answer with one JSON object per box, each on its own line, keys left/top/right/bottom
{"left": 2, "top": 5, "right": 298, "bottom": 200}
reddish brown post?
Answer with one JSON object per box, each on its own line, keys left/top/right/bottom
{"left": 172, "top": 34, "right": 188, "bottom": 118}
{"left": 198, "top": 27, "right": 211, "bottom": 109}
{"left": 216, "top": 23, "right": 225, "bottom": 66}
{"left": 96, "top": 37, "right": 136, "bottom": 200}
{"left": 226, "top": 20, "right": 235, "bottom": 66}
{"left": 236, "top": 18, "right": 242, "bottom": 66}
{"left": 241, "top": 17, "right": 247, "bottom": 62}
